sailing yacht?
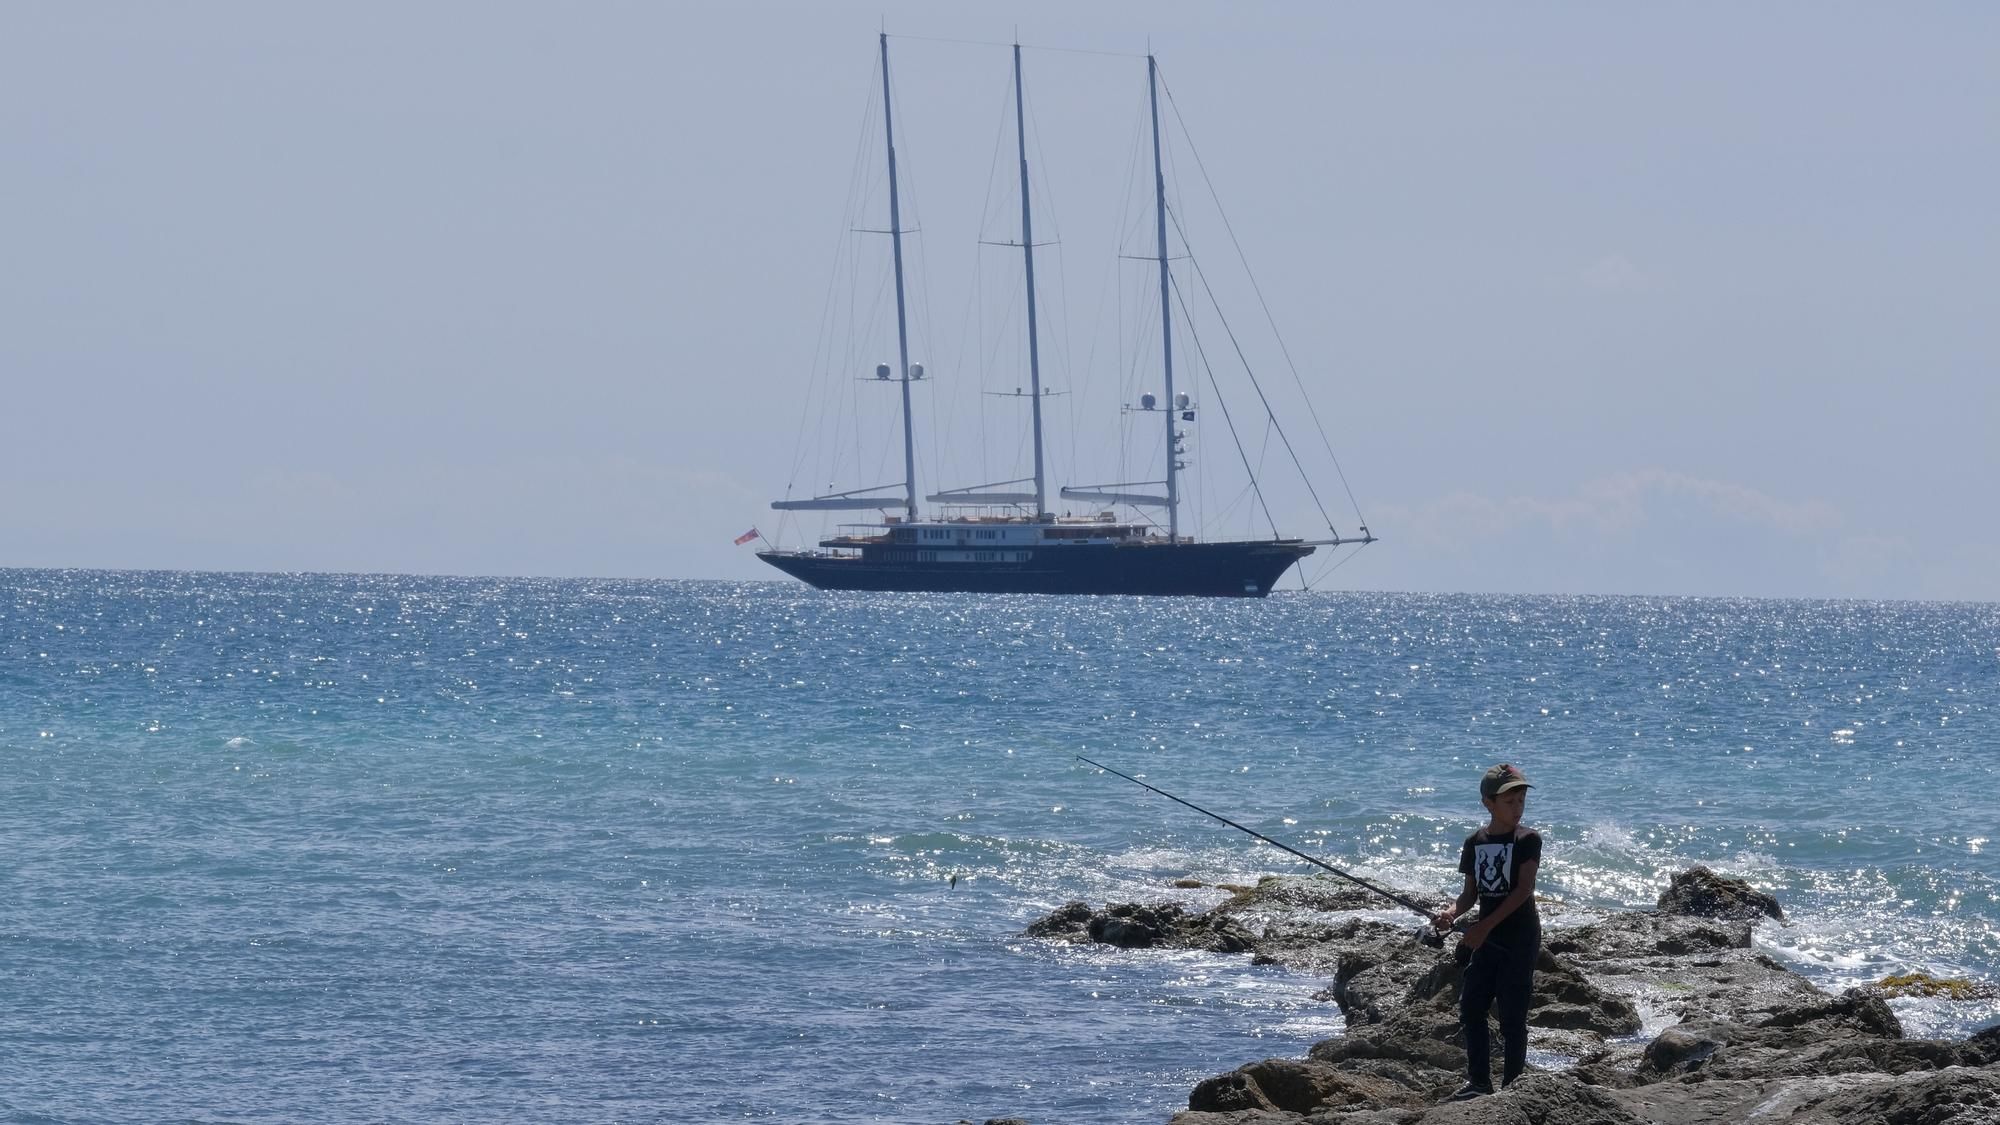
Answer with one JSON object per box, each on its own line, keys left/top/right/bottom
{"left": 757, "top": 36, "right": 1372, "bottom": 597}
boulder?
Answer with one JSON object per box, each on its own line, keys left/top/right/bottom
{"left": 1972, "top": 1020, "right": 2000, "bottom": 1054}
{"left": 1400, "top": 943, "right": 1642, "bottom": 1037}
{"left": 1757, "top": 987, "right": 1903, "bottom": 1039}
{"left": 1608, "top": 1075, "right": 1874, "bottom": 1125}
{"left": 1088, "top": 901, "right": 1185, "bottom": 948}
{"left": 1601, "top": 1068, "right": 2000, "bottom": 1125}
{"left": 1638, "top": 1025, "right": 1725, "bottom": 1076}
{"left": 1611, "top": 988, "right": 2000, "bottom": 1087}
{"left": 1020, "top": 899, "right": 1255, "bottom": 952}
{"left": 1311, "top": 921, "right": 1450, "bottom": 1026}
{"left": 1168, "top": 1110, "right": 1310, "bottom": 1125}
{"left": 1655, "top": 865, "right": 1784, "bottom": 921}
{"left": 1542, "top": 910, "right": 1751, "bottom": 960}
{"left": 1172, "top": 1109, "right": 1417, "bottom": 1125}
{"left": 1777, "top": 1066, "right": 2000, "bottom": 1125}
{"left": 1413, "top": 1073, "right": 1646, "bottom": 1125}
{"left": 1022, "top": 900, "right": 1092, "bottom": 940}
{"left": 1541, "top": 911, "right": 1821, "bottom": 1026}
{"left": 1187, "top": 1057, "right": 1429, "bottom": 1116}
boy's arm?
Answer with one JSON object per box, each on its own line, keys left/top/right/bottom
{"left": 1463, "top": 859, "right": 1537, "bottom": 947}
{"left": 1432, "top": 871, "right": 1479, "bottom": 930}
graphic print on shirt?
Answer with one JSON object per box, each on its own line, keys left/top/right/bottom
{"left": 1473, "top": 840, "right": 1515, "bottom": 897}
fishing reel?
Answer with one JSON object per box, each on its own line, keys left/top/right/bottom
{"left": 1415, "top": 915, "right": 1475, "bottom": 954}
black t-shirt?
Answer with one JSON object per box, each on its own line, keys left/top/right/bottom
{"left": 1458, "top": 825, "right": 1542, "bottom": 937}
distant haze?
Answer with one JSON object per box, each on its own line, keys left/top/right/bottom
{"left": 5, "top": 4, "right": 1995, "bottom": 601}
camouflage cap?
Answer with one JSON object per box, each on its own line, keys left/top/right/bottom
{"left": 1480, "top": 762, "right": 1533, "bottom": 798}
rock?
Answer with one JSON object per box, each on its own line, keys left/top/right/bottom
{"left": 1655, "top": 865, "right": 1784, "bottom": 921}
{"left": 1543, "top": 910, "right": 1751, "bottom": 960}
{"left": 1022, "top": 898, "right": 1257, "bottom": 953}
{"left": 1089, "top": 901, "right": 1188, "bottom": 948}
{"left": 1172, "top": 1109, "right": 1418, "bottom": 1125}
{"left": 1023, "top": 874, "right": 1448, "bottom": 972}
{"left": 1527, "top": 1000, "right": 1632, "bottom": 1033}
{"left": 1608, "top": 1075, "right": 1868, "bottom": 1125}
{"left": 1313, "top": 920, "right": 1450, "bottom": 1026}
{"left": 1188, "top": 1067, "right": 1275, "bottom": 1114}
{"left": 1169, "top": 1110, "right": 1309, "bottom": 1125}
{"left": 1188, "top": 1058, "right": 1429, "bottom": 1116}
{"left": 1213, "top": 874, "right": 1430, "bottom": 917}
{"left": 1541, "top": 911, "right": 1821, "bottom": 1026}
{"left": 1301, "top": 1011, "right": 1469, "bottom": 1107}
{"left": 1610, "top": 1070, "right": 2000, "bottom": 1124}
{"left": 1028, "top": 872, "right": 2000, "bottom": 1124}
{"left": 1171, "top": 878, "right": 1259, "bottom": 894}
{"left": 1567, "top": 1041, "right": 1651, "bottom": 1089}
{"left": 1413, "top": 1073, "right": 1646, "bottom": 1125}
{"left": 1022, "top": 900, "right": 1092, "bottom": 940}
{"left": 1399, "top": 943, "right": 1642, "bottom": 1037}
{"left": 1178, "top": 908, "right": 1263, "bottom": 955}
{"left": 1757, "top": 986, "right": 1904, "bottom": 1039}
{"left": 1870, "top": 971, "right": 2000, "bottom": 1001}
{"left": 1789, "top": 1066, "right": 2000, "bottom": 1125}
{"left": 1638, "top": 1026, "right": 1724, "bottom": 1075}
{"left": 1527, "top": 951, "right": 1645, "bottom": 1035}
{"left": 1814, "top": 1035, "right": 2000, "bottom": 1076}
{"left": 1618, "top": 988, "right": 1990, "bottom": 1086}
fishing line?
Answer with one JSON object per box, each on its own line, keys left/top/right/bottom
{"left": 1077, "top": 755, "right": 1445, "bottom": 922}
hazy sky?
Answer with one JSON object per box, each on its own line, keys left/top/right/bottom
{"left": 5, "top": 4, "right": 1996, "bottom": 600}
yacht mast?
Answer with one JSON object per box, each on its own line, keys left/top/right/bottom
{"left": 1147, "top": 54, "right": 1179, "bottom": 542}
{"left": 1014, "top": 43, "right": 1049, "bottom": 519}
{"left": 881, "top": 32, "right": 920, "bottom": 520}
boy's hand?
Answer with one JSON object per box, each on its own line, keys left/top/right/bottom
{"left": 1460, "top": 922, "right": 1488, "bottom": 951}
{"left": 1431, "top": 907, "right": 1457, "bottom": 931}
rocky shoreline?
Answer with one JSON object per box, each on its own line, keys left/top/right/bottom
{"left": 1003, "top": 867, "right": 2000, "bottom": 1125}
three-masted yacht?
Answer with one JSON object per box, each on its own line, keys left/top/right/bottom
{"left": 757, "top": 36, "right": 1372, "bottom": 597}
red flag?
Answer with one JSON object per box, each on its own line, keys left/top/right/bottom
{"left": 733, "top": 527, "right": 760, "bottom": 546}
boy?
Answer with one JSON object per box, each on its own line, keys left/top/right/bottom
{"left": 1432, "top": 762, "right": 1541, "bottom": 1100}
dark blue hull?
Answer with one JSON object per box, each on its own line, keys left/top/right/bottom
{"left": 757, "top": 540, "right": 1313, "bottom": 597}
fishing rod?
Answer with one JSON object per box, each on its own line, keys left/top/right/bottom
{"left": 1077, "top": 754, "right": 1455, "bottom": 928}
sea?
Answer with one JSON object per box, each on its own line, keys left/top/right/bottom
{"left": 2, "top": 570, "right": 1996, "bottom": 1124}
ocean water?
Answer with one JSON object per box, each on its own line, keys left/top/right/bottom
{"left": 2, "top": 570, "right": 1997, "bottom": 1124}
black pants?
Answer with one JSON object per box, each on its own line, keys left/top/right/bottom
{"left": 1459, "top": 922, "right": 1539, "bottom": 1088}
